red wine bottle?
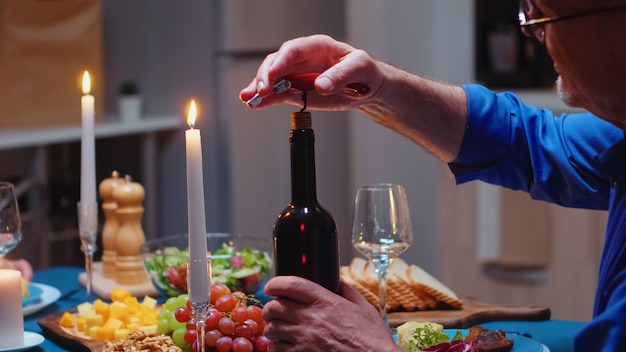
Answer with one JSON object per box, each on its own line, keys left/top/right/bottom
{"left": 273, "top": 111, "right": 340, "bottom": 293}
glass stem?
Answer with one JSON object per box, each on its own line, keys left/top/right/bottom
{"left": 376, "top": 265, "right": 389, "bottom": 327}
{"left": 84, "top": 252, "right": 93, "bottom": 298}
{"left": 192, "top": 303, "right": 209, "bottom": 352}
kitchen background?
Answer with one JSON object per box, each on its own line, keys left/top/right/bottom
{"left": 0, "top": 0, "right": 602, "bottom": 322}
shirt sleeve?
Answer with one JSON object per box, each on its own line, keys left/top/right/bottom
{"left": 449, "top": 84, "right": 624, "bottom": 210}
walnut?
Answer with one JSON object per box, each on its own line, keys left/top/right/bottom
{"left": 104, "top": 331, "right": 182, "bottom": 352}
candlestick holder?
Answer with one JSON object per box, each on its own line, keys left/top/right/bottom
{"left": 187, "top": 258, "right": 211, "bottom": 352}
{"left": 78, "top": 201, "right": 98, "bottom": 298}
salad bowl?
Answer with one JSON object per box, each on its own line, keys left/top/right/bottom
{"left": 141, "top": 233, "right": 272, "bottom": 298}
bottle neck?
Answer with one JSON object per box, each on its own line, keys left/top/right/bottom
{"left": 290, "top": 128, "right": 317, "bottom": 205}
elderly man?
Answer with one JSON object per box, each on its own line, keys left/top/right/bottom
{"left": 239, "top": 0, "right": 626, "bottom": 350}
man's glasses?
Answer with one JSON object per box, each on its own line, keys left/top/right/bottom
{"left": 519, "top": 0, "right": 626, "bottom": 42}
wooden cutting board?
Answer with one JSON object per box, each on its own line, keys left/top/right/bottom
{"left": 388, "top": 296, "right": 551, "bottom": 328}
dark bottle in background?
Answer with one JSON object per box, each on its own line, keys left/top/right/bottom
{"left": 273, "top": 111, "right": 340, "bottom": 293}
{"left": 475, "top": 0, "right": 557, "bottom": 88}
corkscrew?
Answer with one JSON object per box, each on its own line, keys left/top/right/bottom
{"left": 246, "top": 72, "right": 370, "bottom": 109}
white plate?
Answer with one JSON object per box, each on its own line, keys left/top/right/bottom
{"left": 22, "top": 283, "right": 61, "bottom": 316}
{"left": 0, "top": 331, "right": 45, "bottom": 352}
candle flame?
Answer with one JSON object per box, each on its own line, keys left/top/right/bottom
{"left": 82, "top": 71, "right": 91, "bottom": 95}
{"left": 187, "top": 100, "right": 197, "bottom": 128}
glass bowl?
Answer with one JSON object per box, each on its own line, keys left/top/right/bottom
{"left": 141, "top": 233, "right": 272, "bottom": 298}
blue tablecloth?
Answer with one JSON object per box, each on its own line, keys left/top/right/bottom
{"left": 24, "top": 267, "right": 584, "bottom": 351}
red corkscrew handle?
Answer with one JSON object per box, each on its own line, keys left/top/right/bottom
{"left": 285, "top": 73, "right": 370, "bottom": 95}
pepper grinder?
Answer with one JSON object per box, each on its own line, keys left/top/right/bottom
{"left": 113, "top": 175, "right": 148, "bottom": 285}
{"left": 99, "top": 170, "right": 122, "bottom": 278}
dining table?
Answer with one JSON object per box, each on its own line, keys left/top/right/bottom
{"left": 24, "top": 266, "right": 585, "bottom": 352}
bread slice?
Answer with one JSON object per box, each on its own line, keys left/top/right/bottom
{"left": 340, "top": 266, "right": 382, "bottom": 308}
{"left": 407, "top": 264, "right": 463, "bottom": 309}
{"left": 349, "top": 257, "right": 378, "bottom": 293}
{"left": 390, "top": 258, "right": 433, "bottom": 310}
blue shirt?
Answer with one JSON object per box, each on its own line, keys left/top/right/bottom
{"left": 451, "top": 84, "right": 626, "bottom": 351}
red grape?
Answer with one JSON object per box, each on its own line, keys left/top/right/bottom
{"left": 243, "top": 319, "right": 260, "bottom": 335}
{"left": 184, "top": 329, "right": 198, "bottom": 345}
{"left": 232, "top": 337, "right": 254, "bottom": 352}
{"left": 205, "top": 308, "right": 221, "bottom": 329}
{"left": 218, "top": 316, "right": 236, "bottom": 336}
{"left": 174, "top": 307, "right": 191, "bottom": 323}
{"left": 234, "top": 323, "right": 254, "bottom": 340}
{"left": 255, "top": 336, "right": 272, "bottom": 352}
{"left": 210, "top": 283, "right": 231, "bottom": 305}
{"left": 186, "top": 318, "right": 197, "bottom": 331}
{"left": 216, "top": 294, "right": 237, "bottom": 312}
{"left": 205, "top": 329, "right": 222, "bottom": 347}
{"left": 246, "top": 305, "right": 263, "bottom": 325}
{"left": 216, "top": 336, "right": 233, "bottom": 352}
{"left": 231, "top": 306, "right": 249, "bottom": 323}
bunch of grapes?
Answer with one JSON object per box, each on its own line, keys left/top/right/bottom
{"left": 157, "top": 284, "right": 272, "bottom": 352}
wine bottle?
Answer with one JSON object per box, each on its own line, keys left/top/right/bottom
{"left": 273, "top": 111, "right": 340, "bottom": 293}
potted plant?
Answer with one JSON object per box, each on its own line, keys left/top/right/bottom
{"left": 118, "top": 80, "right": 142, "bottom": 123}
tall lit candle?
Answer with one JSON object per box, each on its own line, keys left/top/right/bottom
{"left": 80, "top": 71, "right": 97, "bottom": 230}
{"left": 185, "top": 100, "right": 209, "bottom": 303}
{"left": 0, "top": 270, "right": 24, "bottom": 348}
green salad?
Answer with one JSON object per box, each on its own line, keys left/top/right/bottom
{"left": 144, "top": 242, "right": 271, "bottom": 297}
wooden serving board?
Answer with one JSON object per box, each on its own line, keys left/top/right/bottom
{"left": 388, "top": 296, "right": 551, "bottom": 328}
{"left": 38, "top": 311, "right": 104, "bottom": 352}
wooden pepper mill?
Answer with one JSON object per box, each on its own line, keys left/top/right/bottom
{"left": 113, "top": 175, "right": 148, "bottom": 285}
{"left": 99, "top": 170, "right": 122, "bottom": 278}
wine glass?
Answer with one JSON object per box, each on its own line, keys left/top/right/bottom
{"left": 0, "top": 182, "right": 22, "bottom": 259}
{"left": 351, "top": 183, "right": 413, "bottom": 329}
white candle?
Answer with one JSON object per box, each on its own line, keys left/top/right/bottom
{"left": 81, "top": 71, "right": 96, "bottom": 204}
{"left": 80, "top": 71, "right": 97, "bottom": 231}
{"left": 0, "top": 270, "right": 24, "bottom": 348}
{"left": 185, "top": 100, "right": 209, "bottom": 303}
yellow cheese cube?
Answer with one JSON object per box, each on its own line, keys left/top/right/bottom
{"left": 85, "top": 314, "right": 104, "bottom": 332}
{"left": 96, "top": 326, "right": 115, "bottom": 341}
{"left": 141, "top": 295, "right": 157, "bottom": 309}
{"left": 104, "top": 317, "right": 125, "bottom": 330}
{"left": 111, "top": 288, "right": 132, "bottom": 302}
{"left": 93, "top": 299, "right": 110, "bottom": 322}
{"left": 138, "top": 325, "right": 157, "bottom": 334}
{"left": 77, "top": 316, "right": 87, "bottom": 332}
{"left": 89, "top": 326, "right": 99, "bottom": 340}
{"left": 59, "top": 312, "right": 76, "bottom": 328}
{"left": 110, "top": 304, "right": 130, "bottom": 324}
{"left": 76, "top": 302, "right": 93, "bottom": 316}
{"left": 114, "top": 328, "right": 131, "bottom": 340}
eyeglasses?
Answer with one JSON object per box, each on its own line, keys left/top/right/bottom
{"left": 519, "top": 0, "right": 626, "bottom": 42}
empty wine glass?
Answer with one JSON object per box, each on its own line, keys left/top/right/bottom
{"left": 351, "top": 183, "right": 413, "bottom": 329}
{"left": 0, "top": 182, "right": 22, "bottom": 259}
